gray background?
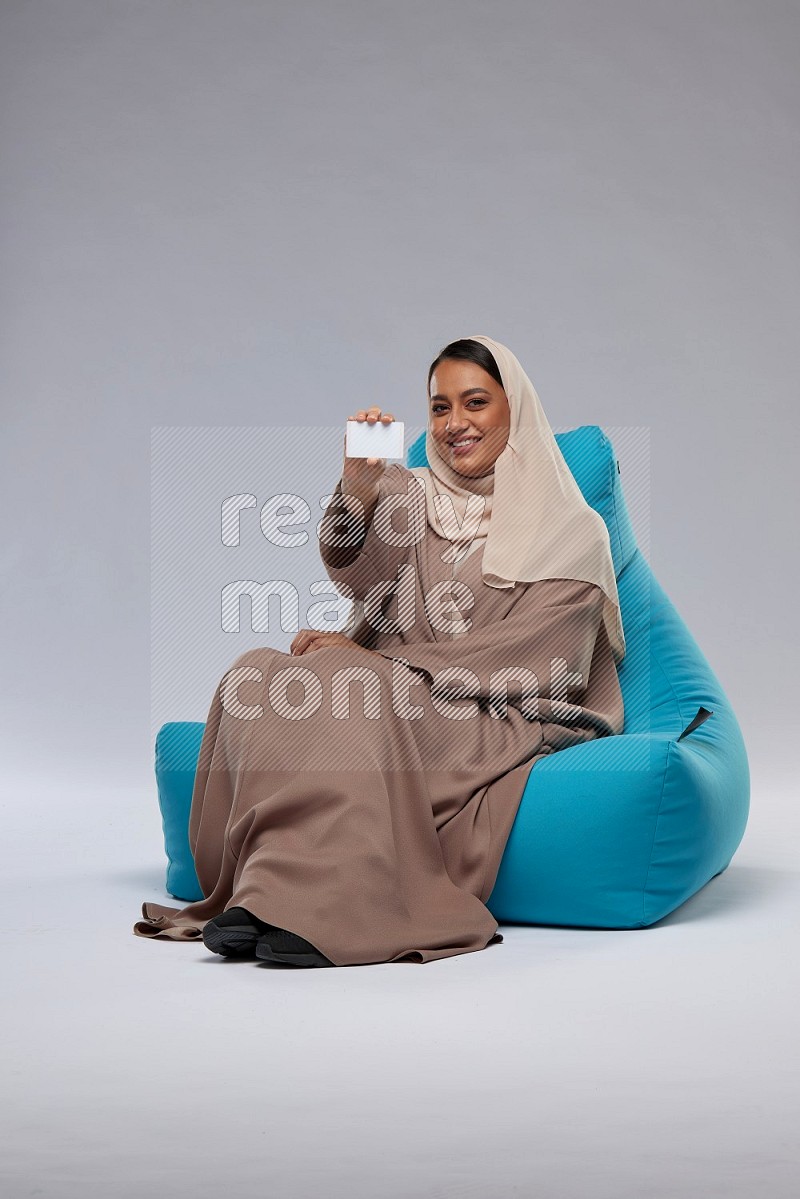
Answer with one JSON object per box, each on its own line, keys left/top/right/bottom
{"left": 1, "top": 3, "right": 798, "bottom": 1198}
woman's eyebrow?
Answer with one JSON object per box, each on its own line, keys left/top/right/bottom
{"left": 430, "top": 388, "right": 490, "bottom": 402}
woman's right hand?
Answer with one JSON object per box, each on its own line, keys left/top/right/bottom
{"left": 341, "top": 407, "right": 396, "bottom": 500}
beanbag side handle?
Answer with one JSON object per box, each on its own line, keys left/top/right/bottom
{"left": 676, "top": 705, "right": 714, "bottom": 741}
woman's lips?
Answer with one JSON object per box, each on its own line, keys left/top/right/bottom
{"left": 449, "top": 436, "right": 482, "bottom": 457}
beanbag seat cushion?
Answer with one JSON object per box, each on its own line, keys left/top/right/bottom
{"left": 153, "top": 426, "right": 749, "bottom": 928}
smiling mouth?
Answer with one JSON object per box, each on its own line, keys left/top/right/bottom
{"left": 448, "top": 436, "right": 482, "bottom": 449}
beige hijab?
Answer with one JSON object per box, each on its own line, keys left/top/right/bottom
{"left": 407, "top": 333, "right": 626, "bottom": 665}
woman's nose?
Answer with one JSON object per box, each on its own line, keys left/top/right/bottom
{"left": 446, "top": 414, "right": 468, "bottom": 433}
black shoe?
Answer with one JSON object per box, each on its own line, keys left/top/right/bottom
{"left": 255, "top": 927, "right": 334, "bottom": 967}
{"left": 202, "top": 906, "right": 277, "bottom": 957}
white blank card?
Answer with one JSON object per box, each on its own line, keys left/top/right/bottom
{"left": 345, "top": 420, "right": 405, "bottom": 460}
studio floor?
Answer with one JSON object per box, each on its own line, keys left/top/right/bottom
{"left": 2, "top": 755, "right": 797, "bottom": 1199}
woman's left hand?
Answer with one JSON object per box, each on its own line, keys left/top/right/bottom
{"left": 290, "top": 629, "right": 379, "bottom": 657}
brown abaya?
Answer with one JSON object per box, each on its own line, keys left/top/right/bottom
{"left": 134, "top": 464, "right": 624, "bottom": 965}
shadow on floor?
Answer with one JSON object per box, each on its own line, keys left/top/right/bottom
{"left": 113, "top": 865, "right": 168, "bottom": 891}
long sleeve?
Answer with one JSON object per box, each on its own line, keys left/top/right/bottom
{"left": 320, "top": 463, "right": 424, "bottom": 602}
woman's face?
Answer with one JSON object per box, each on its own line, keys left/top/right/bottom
{"left": 428, "top": 358, "right": 511, "bottom": 477}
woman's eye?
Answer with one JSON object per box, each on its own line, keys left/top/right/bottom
{"left": 432, "top": 399, "right": 485, "bottom": 415}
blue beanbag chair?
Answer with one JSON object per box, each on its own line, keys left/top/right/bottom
{"left": 153, "top": 425, "right": 749, "bottom": 928}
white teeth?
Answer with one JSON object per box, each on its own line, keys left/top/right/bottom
{"left": 451, "top": 438, "right": 479, "bottom": 447}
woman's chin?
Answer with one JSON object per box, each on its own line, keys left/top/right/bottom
{"left": 452, "top": 458, "right": 494, "bottom": 478}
